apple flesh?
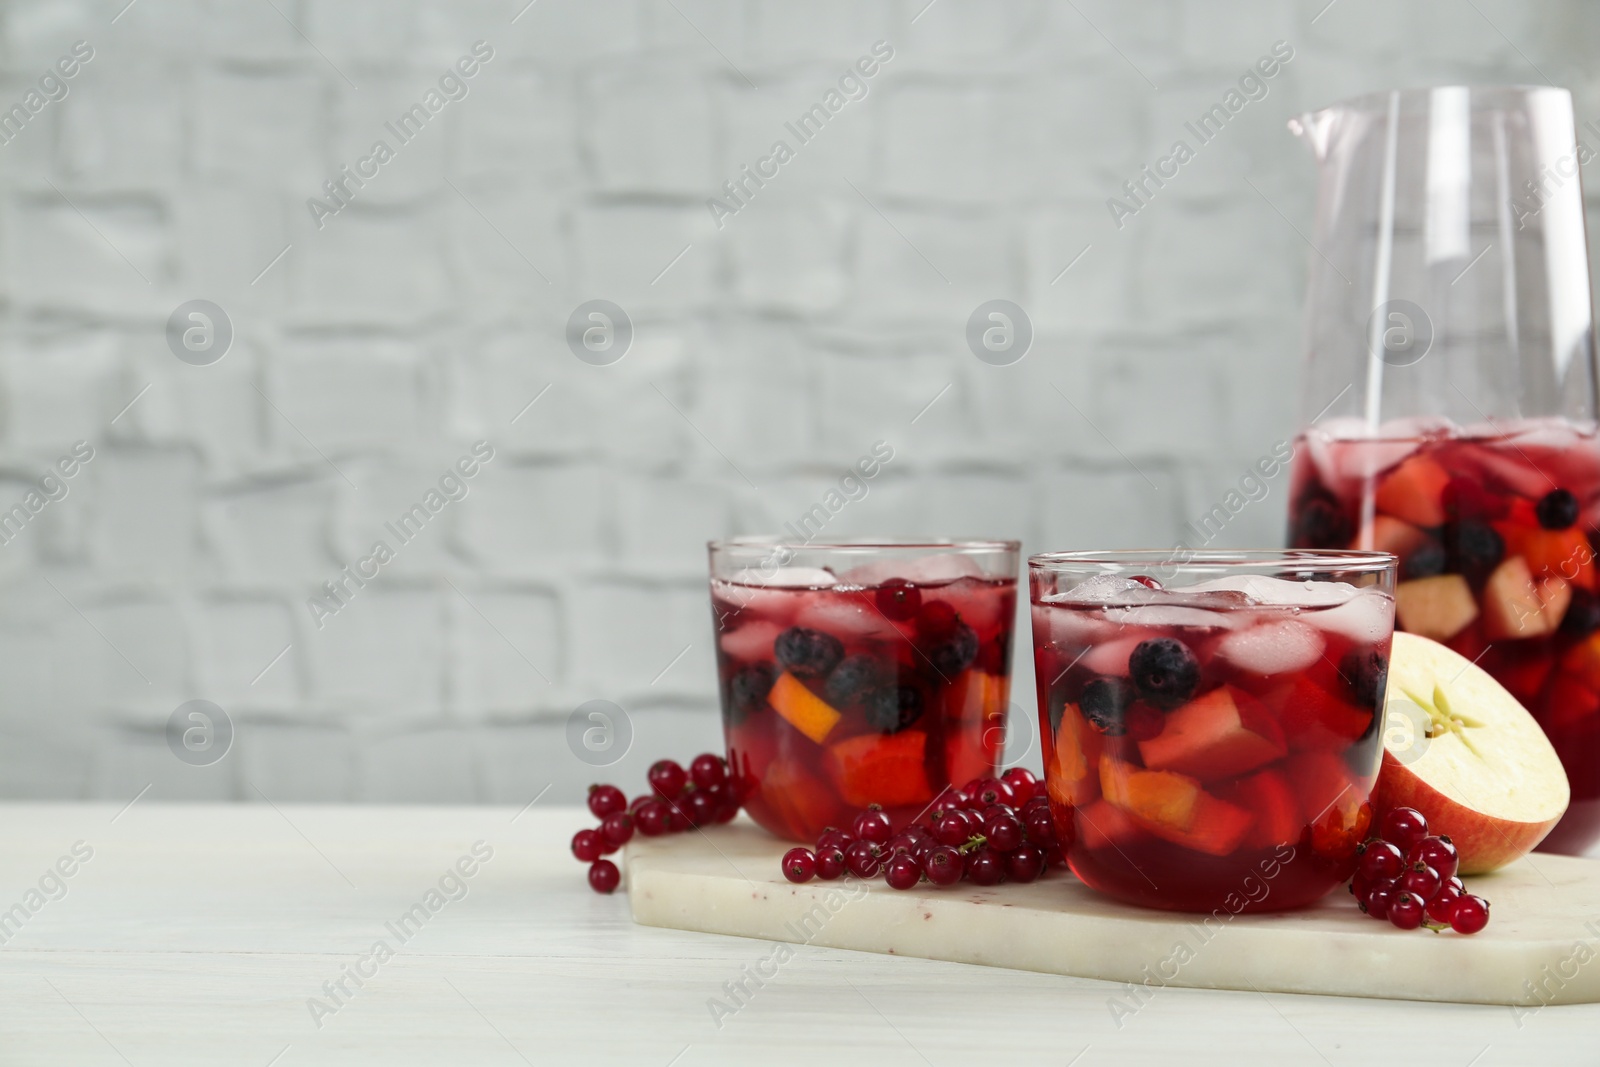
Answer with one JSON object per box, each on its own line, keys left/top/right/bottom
{"left": 1374, "top": 631, "right": 1570, "bottom": 874}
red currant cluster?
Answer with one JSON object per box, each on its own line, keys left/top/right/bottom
{"left": 779, "top": 768, "right": 1065, "bottom": 891}
{"left": 571, "top": 753, "right": 740, "bottom": 894}
{"left": 1350, "top": 806, "right": 1489, "bottom": 934}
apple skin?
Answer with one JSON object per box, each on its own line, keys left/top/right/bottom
{"left": 1374, "top": 751, "right": 1561, "bottom": 875}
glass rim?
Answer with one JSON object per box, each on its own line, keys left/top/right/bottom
{"left": 710, "top": 537, "right": 1021, "bottom": 553}
{"left": 1028, "top": 548, "right": 1396, "bottom": 572}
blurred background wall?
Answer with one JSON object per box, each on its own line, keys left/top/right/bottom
{"left": 0, "top": 0, "right": 1594, "bottom": 803}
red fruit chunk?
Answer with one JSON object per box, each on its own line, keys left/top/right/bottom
{"left": 1288, "top": 750, "right": 1371, "bottom": 859}
{"left": 1375, "top": 454, "right": 1452, "bottom": 527}
{"left": 1278, "top": 676, "right": 1373, "bottom": 751}
{"left": 761, "top": 759, "right": 840, "bottom": 842}
{"left": 1100, "top": 760, "right": 1251, "bottom": 856}
{"left": 1219, "top": 769, "right": 1301, "bottom": 850}
{"left": 1076, "top": 798, "right": 1146, "bottom": 851}
{"left": 1137, "top": 685, "right": 1287, "bottom": 781}
{"left": 825, "top": 730, "right": 934, "bottom": 808}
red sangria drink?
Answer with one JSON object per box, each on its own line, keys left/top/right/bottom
{"left": 710, "top": 539, "right": 1020, "bottom": 843}
{"left": 1288, "top": 419, "right": 1600, "bottom": 853}
{"left": 1030, "top": 550, "right": 1396, "bottom": 913}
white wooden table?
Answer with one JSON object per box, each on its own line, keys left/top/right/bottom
{"left": 0, "top": 803, "right": 1595, "bottom": 1066}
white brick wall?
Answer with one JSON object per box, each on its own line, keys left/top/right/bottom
{"left": 0, "top": 0, "right": 1592, "bottom": 803}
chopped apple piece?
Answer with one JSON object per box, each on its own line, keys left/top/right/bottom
{"left": 1099, "top": 759, "right": 1200, "bottom": 830}
{"left": 1482, "top": 556, "right": 1567, "bottom": 639}
{"left": 1360, "top": 514, "right": 1430, "bottom": 558}
{"left": 766, "top": 671, "right": 841, "bottom": 744}
{"left": 1219, "top": 769, "right": 1302, "bottom": 849}
{"left": 1394, "top": 574, "right": 1479, "bottom": 642}
{"left": 1374, "top": 454, "right": 1452, "bottom": 527}
{"left": 1076, "top": 798, "right": 1146, "bottom": 851}
{"left": 1138, "top": 685, "right": 1287, "bottom": 780}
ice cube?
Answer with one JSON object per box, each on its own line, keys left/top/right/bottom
{"left": 1033, "top": 602, "right": 1118, "bottom": 650}
{"left": 1102, "top": 605, "right": 1240, "bottom": 630}
{"left": 736, "top": 566, "right": 837, "bottom": 588}
{"left": 1305, "top": 589, "right": 1395, "bottom": 645}
{"left": 1216, "top": 619, "right": 1326, "bottom": 676}
{"left": 1080, "top": 634, "right": 1144, "bottom": 677}
{"left": 841, "top": 552, "right": 985, "bottom": 587}
{"left": 719, "top": 621, "right": 784, "bottom": 662}
{"left": 794, "top": 592, "right": 899, "bottom": 642}
{"left": 1054, "top": 575, "right": 1158, "bottom": 606}
{"left": 1188, "top": 575, "right": 1356, "bottom": 607}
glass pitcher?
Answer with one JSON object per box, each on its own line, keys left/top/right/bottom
{"left": 1283, "top": 86, "right": 1600, "bottom": 855}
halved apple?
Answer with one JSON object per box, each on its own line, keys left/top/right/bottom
{"left": 1374, "top": 631, "right": 1570, "bottom": 874}
{"left": 1394, "top": 573, "right": 1479, "bottom": 642}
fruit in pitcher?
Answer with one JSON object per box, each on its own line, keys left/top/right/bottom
{"left": 1394, "top": 574, "right": 1479, "bottom": 642}
{"left": 1373, "top": 632, "right": 1570, "bottom": 873}
{"left": 766, "top": 671, "right": 842, "bottom": 744}
{"left": 1374, "top": 454, "right": 1452, "bottom": 526}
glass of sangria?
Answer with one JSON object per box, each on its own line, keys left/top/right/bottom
{"left": 1286, "top": 87, "right": 1600, "bottom": 852}
{"left": 1030, "top": 549, "right": 1396, "bottom": 913}
{"left": 709, "top": 538, "right": 1020, "bottom": 843}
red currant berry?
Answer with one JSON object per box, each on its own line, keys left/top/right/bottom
{"left": 1004, "top": 844, "right": 1046, "bottom": 883}
{"left": 713, "top": 798, "right": 739, "bottom": 824}
{"left": 629, "top": 794, "right": 653, "bottom": 813}
{"left": 1450, "top": 894, "right": 1489, "bottom": 934}
{"left": 571, "top": 828, "right": 604, "bottom": 863}
{"left": 844, "top": 840, "right": 883, "bottom": 878}
{"left": 689, "top": 753, "right": 727, "bottom": 790}
{"left": 1378, "top": 807, "right": 1429, "bottom": 853}
{"left": 969, "top": 778, "right": 1015, "bottom": 809}
{"left": 884, "top": 854, "right": 921, "bottom": 890}
{"left": 1356, "top": 841, "right": 1405, "bottom": 883}
{"left": 1444, "top": 875, "right": 1465, "bottom": 896}
{"left": 588, "top": 859, "right": 620, "bottom": 894}
{"left": 984, "top": 812, "right": 1024, "bottom": 852}
{"left": 1001, "top": 767, "right": 1038, "bottom": 805}
{"left": 689, "top": 789, "right": 721, "bottom": 826}
{"left": 932, "top": 810, "right": 972, "bottom": 847}
{"left": 1425, "top": 886, "right": 1462, "bottom": 925}
{"left": 1364, "top": 887, "right": 1396, "bottom": 920}
{"left": 1023, "top": 808, "right": 1058, "bottom": 848}
{"left": 814, "top": 846, "right": 846, "bottom": 880}
{"left": 648, "top": 760, "right": 688, "bottom": 800}
{"left": 816, "top": 828, "right": 855, "bottom": 853}
{"left": 782, "top": 847, "right": 816, "bottom": 883}
{"left": 587, "top": 784, "right": 627, "bottom": 819}
{"left": 966, "top": 848, "right": 1004, "bottom": 886}
{"left": 929, "top": 794, "right": 966, "bottom": 819}
{"left": 922, "top": 845, "right": 964, "bottom": 886}
{"left": 852, "top": 807, "right": 894, "bottom": 845}
{"left": 1388, "top": 891, "right": 1426, "bottom": 930}
{"left": 884, "top": 831, "right": 921, "bottom": 857}
{"left": 875, "top": 578, "right": 922, "bottom": 621}
{"left": 600, "top": 812, "right": 634, "bottom": 848}
{"left": 1045, "top": 845, "right": 1067, "bottom": 867}
{"left": 1399, "top": 864, "right": 1440, "bottom": 902}
{"left": 636, "top": 800, "right": 669, "bottom": 836}
{"left": 1407, "top": 836, "right": 1458, "bottom": 881}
